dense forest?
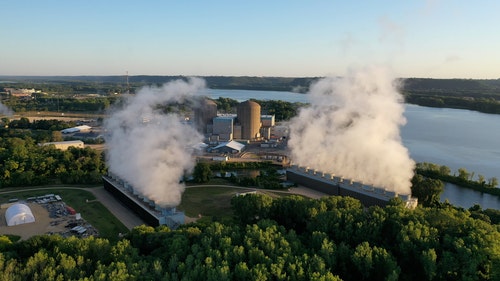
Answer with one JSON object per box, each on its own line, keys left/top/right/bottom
{"left": 0, "top": 194, "right": 500, "bottom": 280}
{"left": 0, "top": 125, "right": 106, "bottom": 187}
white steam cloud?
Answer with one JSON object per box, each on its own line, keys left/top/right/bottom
{"left": 288, "top": 66, "right": 415, "bottom": 194}
{"left": 105, "top": 78, "right": 205, "bottom": 207}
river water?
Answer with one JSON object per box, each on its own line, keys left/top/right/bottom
{"left": 206, "top": 89, "right": 500, "bottom": 209}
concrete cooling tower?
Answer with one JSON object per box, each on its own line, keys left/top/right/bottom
{"left": 237, "top": 100, "right": 261, "bottom": 140}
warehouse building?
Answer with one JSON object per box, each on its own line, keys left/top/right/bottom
{"left": 209, "top": 140, "right": 246, "bottom": 154}
{"left": 41, "top": 140, "right": 84, "bottom": 151}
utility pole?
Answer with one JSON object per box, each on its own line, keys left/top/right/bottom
{"left": 126, "top": 71, "right": 130, "bottom": 94}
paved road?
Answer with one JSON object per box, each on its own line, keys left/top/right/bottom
{"left": 89, "top": 186, "right": 147, "bottom": 230}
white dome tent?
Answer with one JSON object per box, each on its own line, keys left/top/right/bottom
{"left": 5, "top": 203, "right": 35, "bottom": 226}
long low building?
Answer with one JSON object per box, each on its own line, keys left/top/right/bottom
{"left": 286, "top": 165, "right": 417, "bottom": 208}
{"left": 41, "top": 140, "right": 84, "bottom": 150}
{"left": 103, "top": 175, "right": 184, "bottom": 228}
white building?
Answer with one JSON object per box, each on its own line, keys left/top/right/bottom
{"left": 5, "top": 203, "right": 35, "bottom": 226}
{"left": 61, "top": 125, "right": 92, "bottom": 134}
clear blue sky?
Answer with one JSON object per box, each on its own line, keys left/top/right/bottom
{"left": 1, "top": 0, "right": 499, "bottom": 78}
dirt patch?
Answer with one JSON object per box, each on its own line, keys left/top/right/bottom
{"left": 0, "top": 202, "right": 71, "bottom": 240}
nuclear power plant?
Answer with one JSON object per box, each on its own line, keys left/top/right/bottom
{"left": 286, "top": 165, "right": 418, "bottom": 208}
{"left": 194, "top": 98, "right": 275, "bottom": 143}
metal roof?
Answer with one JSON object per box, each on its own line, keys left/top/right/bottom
{"left": 213, "top": 140, "right": 246, "bottom": 152}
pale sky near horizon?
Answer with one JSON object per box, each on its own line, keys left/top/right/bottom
{"left": 1, "top": 0, "right": 499, "bottom": 79}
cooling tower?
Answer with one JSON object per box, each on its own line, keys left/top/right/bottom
{"left": 237, "top": 100, "right": 261, "bottom": 140}
{"left": 194, "top": 98, "right": 217, "bottom": 133}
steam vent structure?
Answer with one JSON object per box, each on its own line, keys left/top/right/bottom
{"left": 286, "top": 165, "right": 418, "bottom": 208}
{"left": 102, "top": 174, "right": 185, "bottom": 229}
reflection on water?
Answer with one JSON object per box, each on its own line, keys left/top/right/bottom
{"left": 442, "top": 183, "right": 500, "bottom": 210}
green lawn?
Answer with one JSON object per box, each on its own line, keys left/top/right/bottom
{"left": 0, "top": 188, "right": 128, "bottom": 241}
{"left": 178, "top": 186, "right": 250, "bottom": 223}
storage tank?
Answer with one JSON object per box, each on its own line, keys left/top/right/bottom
{"left": 194, "top": 98, "right": 217, "bottom": 133}
{"left": 237, "top": 100, "right": 261, "bottom": 140}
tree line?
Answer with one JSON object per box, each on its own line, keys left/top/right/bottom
{"left": 416, "top": 162, "right": 499, "bottom": 195}
{"left": 0, "top": 130, "right": 106, "bottom": 187}
{"left": 3, "top": 95, "right": 115, "bottom": 113}
{"left": 0, "top": 194, "right": 499, "bottom": 280}
{"left": 192, "top": 162, "right": 285, "bottom": 189}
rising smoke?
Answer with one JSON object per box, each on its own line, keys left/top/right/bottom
{"left": 288, "top": 66, "right": 415, "bottom": 194}
{"left": 105, "top": 78, "right": 205, "bottom": 207}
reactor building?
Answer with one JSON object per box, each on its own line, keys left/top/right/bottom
{"left": 103, "top": 174, "right": 185, "bottom": 228}
{"left": 194, "top": 98, "right": 218, "bottom": 134}
{"left": 194, "top": 98, "right": 276, "bottom": 144}
{"left": 286, "top": 165, "right": 418, "bottom": 208}
{"left": 236, "top": 100, "right": 262, "bottom": 141}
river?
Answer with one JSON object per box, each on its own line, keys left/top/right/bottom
{"left": 206, "top": 89, "right": 500, "bottom": 209}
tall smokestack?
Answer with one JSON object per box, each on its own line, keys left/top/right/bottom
{"left": 287, "top": 66, "right": 415, "bottom": 194}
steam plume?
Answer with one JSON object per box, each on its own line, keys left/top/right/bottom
{"left": 105, "top": 78, "right": 205, "bottom": 207}
{"left": 288, "top": 66, "right": 415, "bottom": 194}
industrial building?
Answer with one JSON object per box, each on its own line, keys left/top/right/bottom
{"left": 210, "top": 140, "right": 246, "bottom": 154}
{"left": 61, "top": 125, "right": 92, "bottom": 134}
{"left": 286, "top": 165, "right": 418, "bottom": 208}
{"left": 195, "top": 99, "right": 278, "bottom": 143}
{"left": 103, "top": 174, "right": 185, "bottom": 229}
{"left": 212, "top": 116, "right": 236, "bottom": 141}
{"left": 5, "top": 203, "right": 35, "bottom": 226}
{"left": 41, "top": 140, "right": 84, "bottom": 150}
{"left": 260, "top": 115, "right": 275, "bottom": 140}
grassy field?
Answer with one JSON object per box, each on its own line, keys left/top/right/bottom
{"left": 0, "top": 188, "right": 128, "bottom": 241}
{"left": 178, "top": 185, "right": 258, "bottom": 223}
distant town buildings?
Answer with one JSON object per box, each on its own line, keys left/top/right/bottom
{"left": 3, "top": 88, "right": 42, "bottom": 98}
